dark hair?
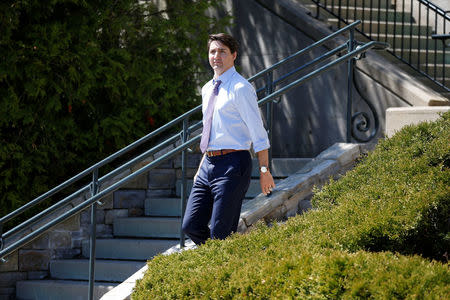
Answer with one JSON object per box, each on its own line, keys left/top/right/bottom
{"left": 207, "top": 33, "right": 239, "bottom": 54}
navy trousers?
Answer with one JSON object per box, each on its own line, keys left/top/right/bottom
{"left": 182, "top": 150, "right": 252, "bottom": 245}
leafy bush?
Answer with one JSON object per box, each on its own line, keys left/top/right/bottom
{"left": 133, "top": 112, "right": 450, "bottom": 299}
{"left": 311, "top": 111, "right": 450, "bottom": 259}
{"left": 0, "top": 0, "right": 229, "bottom": 217}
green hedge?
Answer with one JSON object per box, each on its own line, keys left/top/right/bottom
{"left": 132, "top": 112, "right": 450, "bottom": 299}
{"left": 0, "top": 0, "right": 229, "bottom": 218}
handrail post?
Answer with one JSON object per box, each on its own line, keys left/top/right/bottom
{"left": 88, "top": 168, "right": 99, "bottom": 300}
{"left": 347, "top": 28, "right": 355, "bottom": 142}
{"left": 265, "top": 71, "right": 274, "bottom": 171}
{"left": 180, "top": 118, "right": 189, "bottom": 248}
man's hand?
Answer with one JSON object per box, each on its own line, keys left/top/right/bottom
{"left": 256, "top": 149, "right": 275, "bottom": 195}
{"left": 260, "top": 171, "right": 275, "bottom": 195}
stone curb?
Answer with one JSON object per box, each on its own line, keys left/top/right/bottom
{"left": 385, "top": 106, "right": 450, "bottom": 138}
{"left": 100, "top": 142, "right": 363, "bottom": 300}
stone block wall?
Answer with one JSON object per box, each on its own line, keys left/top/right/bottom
{"left": 0, "top": 147, "right": 201, "bottom": 299}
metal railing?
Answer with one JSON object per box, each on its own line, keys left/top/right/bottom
{"left": 0, "top": 21, "right": 387, "bottom": 300}
{"left": 309, "top": 0, "right": 449, "bottom": 91}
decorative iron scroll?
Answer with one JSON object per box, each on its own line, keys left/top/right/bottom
{"left": 351, "top": 66, "right": 380, "bottom": 143}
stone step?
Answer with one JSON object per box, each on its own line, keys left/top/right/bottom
{"left": 50, "top": 259, "right": 145, "bottom": 282}
{"left": 389, "top": 48, "right": 450, "bottom": 64}
{"left": 328, "top": 18, "right": 432, "bottom": 35}
{"left": 380, "top": 33, "right": 446, "bottom": 51}
{"left": 395, "top": 61, "right": 450, "bottom": 78}
{"left": 16, "top": 280, "right": 117, "bottom": 300}
{"left": 81, "top": 238, "right": 178, "bottom": 260}
{"left": 307, "top": 5, "right": 414, "bottom": 22}
{"left": 113, "top": 217, "right": 181, "bottom": 238}
{"left": 298, "top": 0, "right": 394, "bottom": 9}
{"left": 316, "top": 0, "right": 395, "bottom": 8}
{"left": 145, "top": 197, "right": 182, "bottom": 217}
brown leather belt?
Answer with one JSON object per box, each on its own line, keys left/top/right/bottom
{"left": 206, "top": 149, "right": 242, "bottom": 157}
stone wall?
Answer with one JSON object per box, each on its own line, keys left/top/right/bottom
{"left": 0, "top": 144, "right": 201, "bottom": 299}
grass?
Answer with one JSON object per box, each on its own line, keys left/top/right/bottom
{"left": 132, "top": 112, "right": 450, "bottom": 299}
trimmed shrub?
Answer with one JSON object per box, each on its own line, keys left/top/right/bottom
{"left": 132, "top": 112, "right": 450, "bottom": 298}
{"left": 311, "top": 111, "right": 450, "bottom": 259}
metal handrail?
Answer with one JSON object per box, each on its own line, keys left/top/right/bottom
{"left": 0, "top": 20, "right": 388, "bottom": 300}
{"left": 0, "top": 20, "right": 362, "bottom": 229}
{"left": 310, "top": 0, "right": 449, "bottom": 91}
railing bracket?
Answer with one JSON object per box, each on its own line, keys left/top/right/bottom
{"left": 354, "top": 45, "right": 366, "bottom": 60}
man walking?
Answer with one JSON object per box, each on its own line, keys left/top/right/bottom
{"left": 182, "top": 33, "right": 275, "bottom": 245}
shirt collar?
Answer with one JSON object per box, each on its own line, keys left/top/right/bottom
{"left": 214, "top": 66, "right": 236, "bottom": 85}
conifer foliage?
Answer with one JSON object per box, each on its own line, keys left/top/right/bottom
{"left": 0, "top": 0, "right": 227, "bottom": 216}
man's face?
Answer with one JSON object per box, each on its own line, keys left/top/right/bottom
{"left": 208, "top": 40, "right": 237, "bottom": 76}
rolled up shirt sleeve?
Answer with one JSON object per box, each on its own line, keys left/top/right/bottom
{"left": 234, "top": 83, "right": 270, "bottom": 153}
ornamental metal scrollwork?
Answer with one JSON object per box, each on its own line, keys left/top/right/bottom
{"left": 350, "top": 66, "right": 380, "bottom": 143}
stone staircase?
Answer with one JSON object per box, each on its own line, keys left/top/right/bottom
{"left": 15, "top": 156, "right": 310, "bottom": 300}
{"left": 301, "top": 0, "right": 449, "bottom": 92}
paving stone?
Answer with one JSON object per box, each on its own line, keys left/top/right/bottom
{"left": 18, "top": 250, "right": 51, "bottom": 271}
{"left": 113, "top": 190, "right": 145, "bottom": 209}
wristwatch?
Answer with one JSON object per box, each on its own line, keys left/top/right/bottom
{"left": 260, "top": 166, "right": 269, "bottom": 174}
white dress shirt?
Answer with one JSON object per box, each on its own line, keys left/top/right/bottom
{"left": 202, "top": 66, "right": 270, "bottom": 153}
